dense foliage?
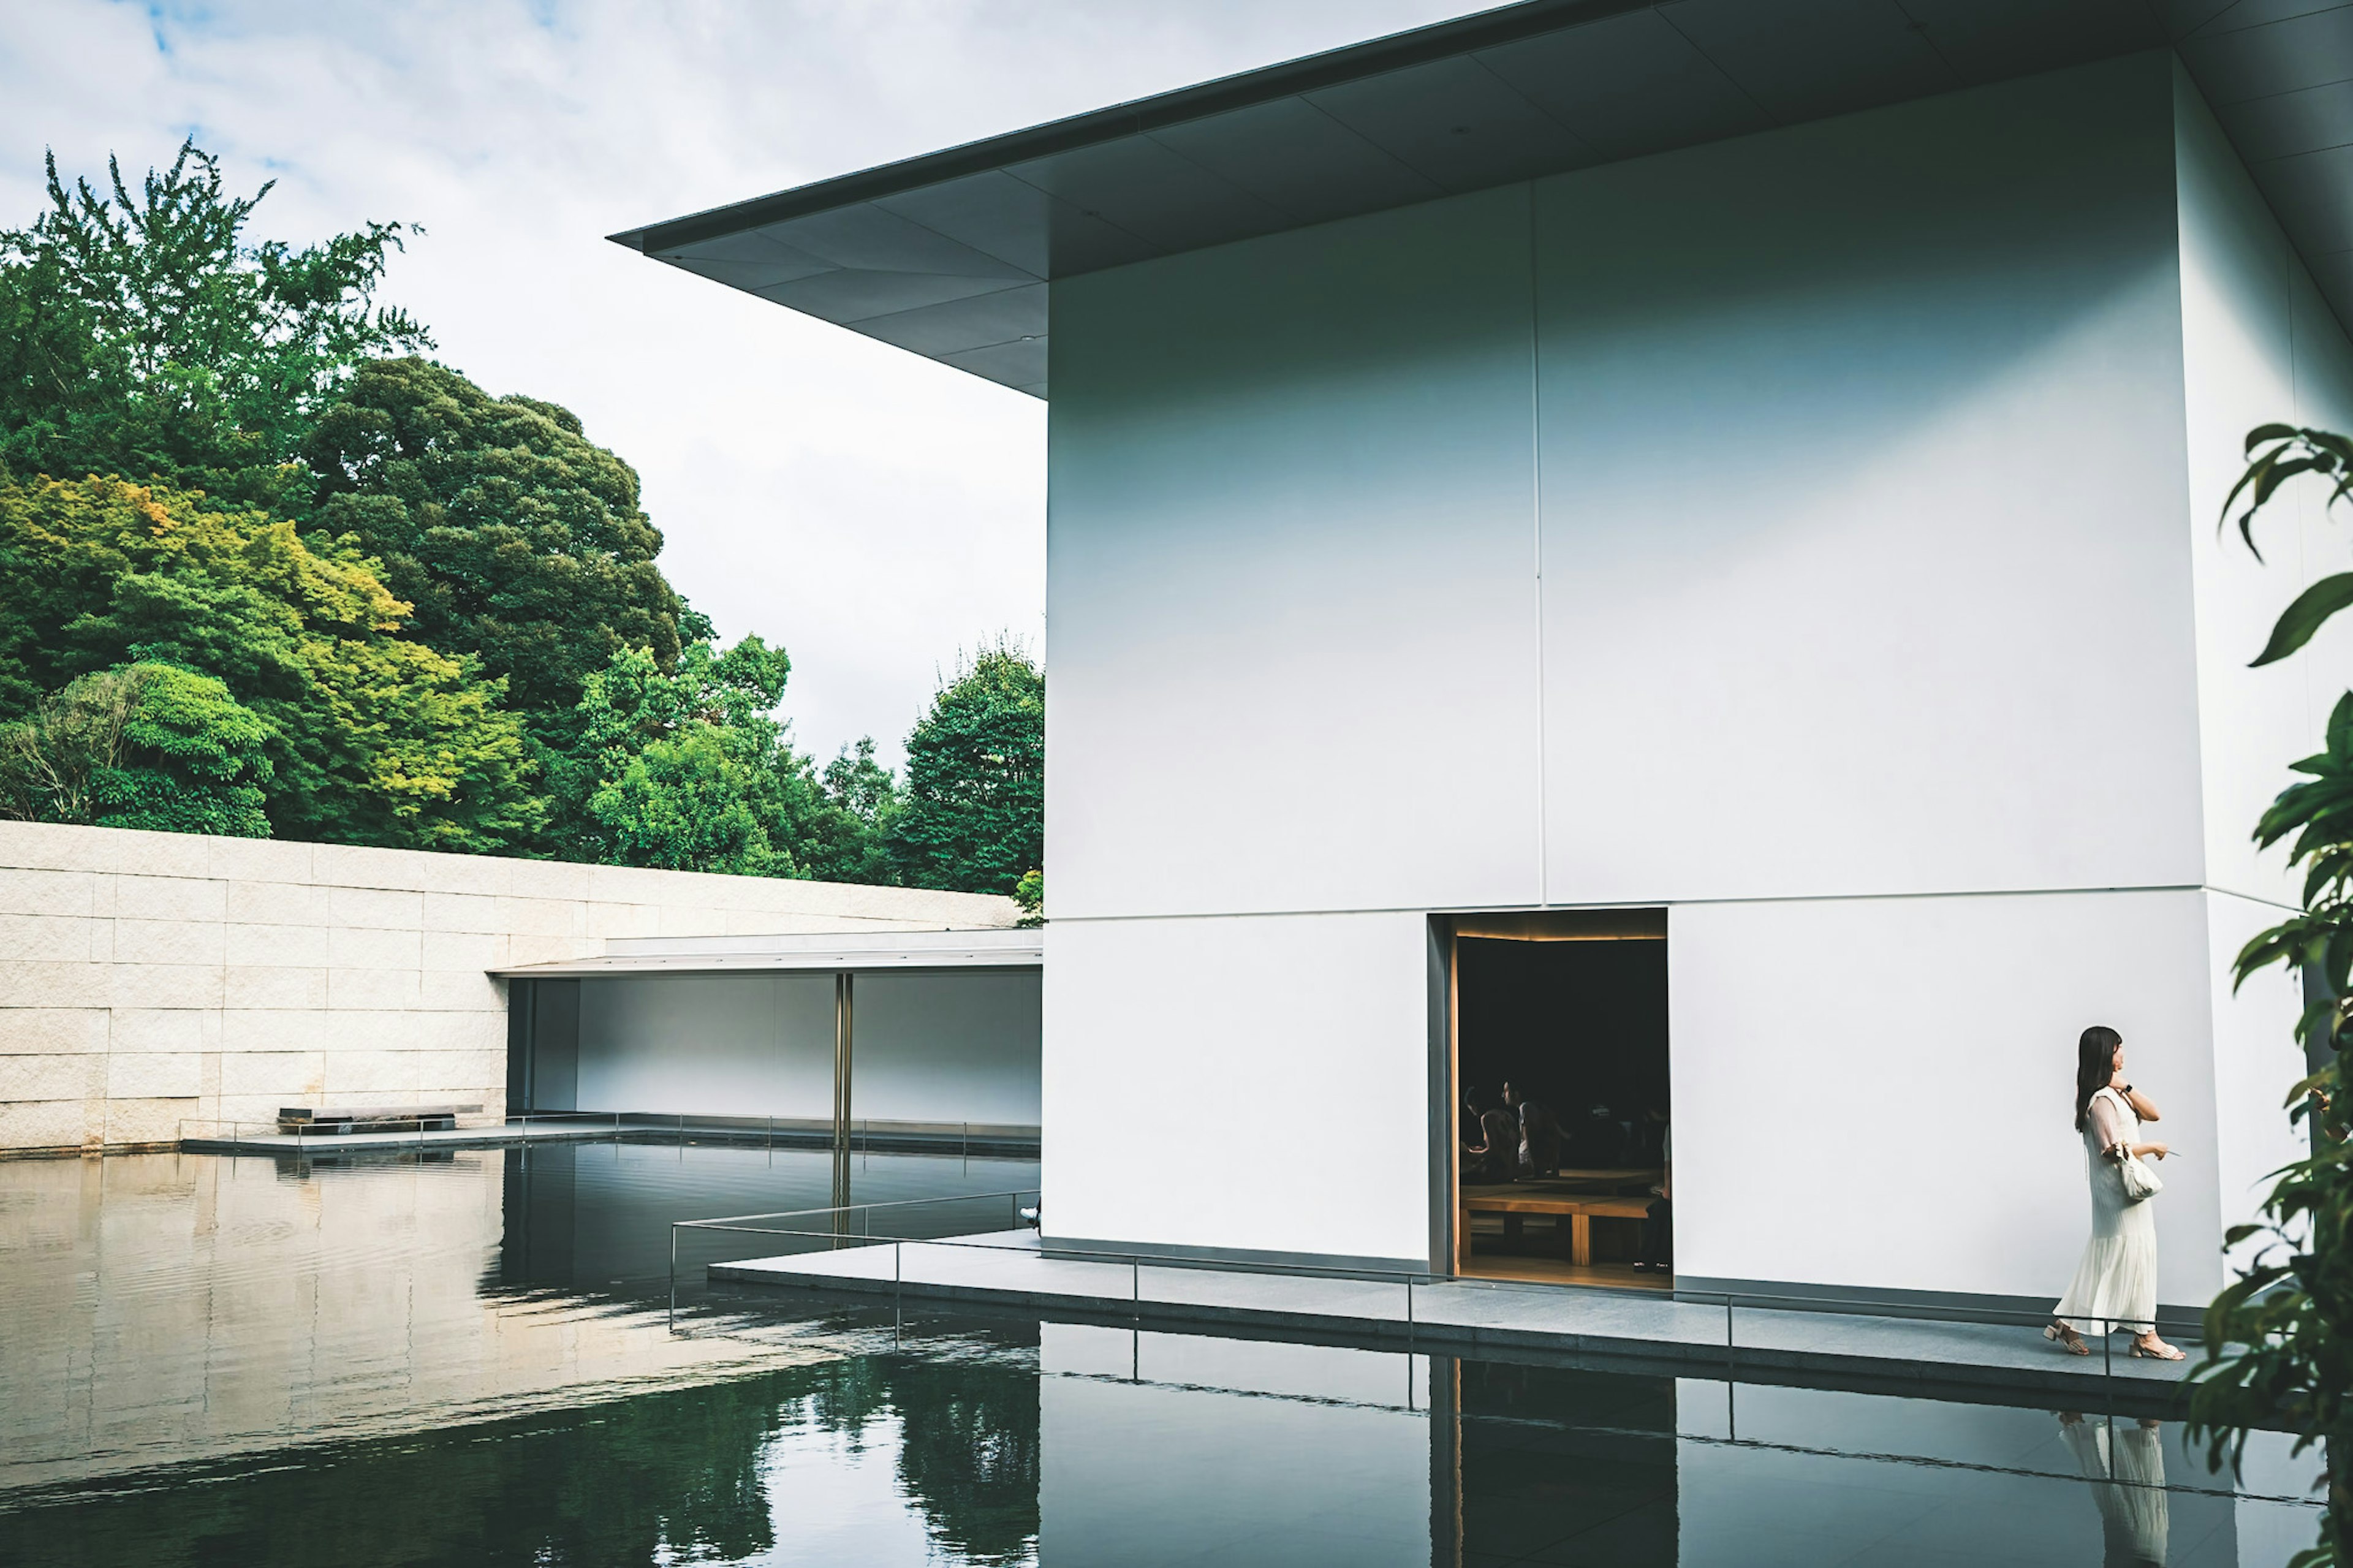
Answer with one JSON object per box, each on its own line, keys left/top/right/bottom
{"left": 0, "top": 661, "right": 273, "bottom": 836}
{"left": 0, "top": 138, "right": 1042, "bottom": 894}
{"left": 889, "top": 643, "right": 1044, "bottom": 896}
{"left": 0, "top": 141, "right": 428, "bottom": 510}
{"left": 303, "top": 357, "right": 684, "bottom": 799}
{"left": 2189, "top": 424, "right": 2353, "bottom": 1567}
{"left": 0, "top": 474, "right": 536, "bottom": 850}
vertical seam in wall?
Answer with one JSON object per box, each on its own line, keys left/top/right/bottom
{"left": 1529, "top": 181, "right": 1548, "bottom": 907}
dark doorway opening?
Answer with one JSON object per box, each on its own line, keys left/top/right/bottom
{"left": 1451, "top": 912, "right": 1670, "bottom": 1289}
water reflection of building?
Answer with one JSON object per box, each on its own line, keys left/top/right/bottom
{"left": 1031, "top": 1325, "right": 2283, "bottom": 1568}
{"left": 0, "top": 1150, "right": 817, "bottom": 1493}
{"left": 2, "top": 1225, "right": 2322, "bottom": 1568}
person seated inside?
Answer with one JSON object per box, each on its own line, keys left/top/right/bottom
{"left": 1461, "top": 1089, "right": 1521, "bottom": 1184}
{"left": 1501, "top": 1081, "right": 1567, "bottom": 1178}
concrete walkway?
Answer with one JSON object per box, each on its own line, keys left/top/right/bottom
{"left": 710, "top": 1229, "right": 2189, "bottom": 1403}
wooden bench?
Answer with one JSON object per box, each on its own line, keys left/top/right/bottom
{"left": 1461, "top": 1186, "right": 1657, "bottom": 1265}
{"left": 276, "top": 1104, "right": 483, "bottom": 1135}
{"left": 1521, "top": 1166, "right": 1661, "bottom": 1189}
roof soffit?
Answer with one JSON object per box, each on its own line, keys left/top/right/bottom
{"left": 615, "top": 0, "right": 2353, "bottom": 398}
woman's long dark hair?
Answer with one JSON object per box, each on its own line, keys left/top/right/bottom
{"left": 2074, "top": 1026, "right": 2121, "bottom": 1131}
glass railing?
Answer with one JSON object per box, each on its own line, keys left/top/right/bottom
{"left": 670, "top": 1192, "right": 2216, "bottom": 1410}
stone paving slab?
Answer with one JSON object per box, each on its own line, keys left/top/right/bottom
{"left": 709, "top": 1229, "right": 2188, "bottom": 1403}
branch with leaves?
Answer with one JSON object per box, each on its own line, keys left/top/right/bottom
{"left": 2189, "top": 423, "right": 2353, "bottom": 1567}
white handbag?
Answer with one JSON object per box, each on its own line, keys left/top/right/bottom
{"left": 2101, "top": 1089, "right": 2162, "bottom": 1202}
{"left": 2118, "top": 1150, "right": 2163, "bottom": 1202}
{"left": 2115, "top": 1113, "right": 2163, "bottom": 1202}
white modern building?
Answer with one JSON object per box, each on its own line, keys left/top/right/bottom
{"left": 616, "top": 3, "right": 2353, "bottom": 1318}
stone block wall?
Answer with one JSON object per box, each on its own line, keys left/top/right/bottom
{"left": 0, "top": 822, "right": 1018, "bottom": 1152}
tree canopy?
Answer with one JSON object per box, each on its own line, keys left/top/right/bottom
{"left": 0, "top": 137, "right": 1042, "bottom": 895}
{"left": 303, "top": 356, "right": 684, "bottom": 741}
{"left": 887, "top": 643, "right": 1044, "bottom": 896}
{"left": 0, "top": 473, "right": 536, "bottom": 850}
{"left": 578, "top": 635, "right": 794, "bottom": 876}
{"left": 0, "top": 661, "right": 273, "bottom": 837}
{"left": 0, "top": 139, "right": 428, "bottom": 510}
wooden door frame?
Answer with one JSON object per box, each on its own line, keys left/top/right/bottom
{"left": 1435, "top": 909, "right": 1670, "bottom": 1279}
{"left": 1428, "top": 915, "right": 1463, "bottom": 1277}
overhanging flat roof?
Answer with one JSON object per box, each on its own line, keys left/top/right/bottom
{"left": 493, "top": 928, "right": 1042, "bottom": 978}
{"left": 613, "top": 0, "right": 2353, "bottom": 400}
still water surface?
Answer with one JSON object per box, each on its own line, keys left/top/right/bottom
{"left": 0, "top": 1141, "right": 2324, "bottom": 1565}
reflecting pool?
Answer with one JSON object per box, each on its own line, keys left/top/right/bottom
{"left": 0, "top": 1143, "right": 2323, "bottom": 1565}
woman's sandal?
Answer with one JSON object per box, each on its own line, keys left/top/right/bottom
{"left": 2129, "top": 1335, "right": 2186, "bottom": 1362}
{"left": 2045, "top": 1324, "right": 2090, "bottom": 1357}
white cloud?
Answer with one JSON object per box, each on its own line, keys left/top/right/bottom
{"left": 0, "top": 0, "right": 1478, "bottom": 765}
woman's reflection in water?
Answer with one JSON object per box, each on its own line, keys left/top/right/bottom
{"left": 2058, "top": 1411, "right": 2170, "bottom": 1567}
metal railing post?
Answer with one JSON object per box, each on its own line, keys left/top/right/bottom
{"left": 669, "top": 1223, "right": 678, "bottom": 1331}
{"left": 1132, "top": 1256, "right": 1140, "bottom": 1320}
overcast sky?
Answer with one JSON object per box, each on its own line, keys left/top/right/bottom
{"left": 1, "top": 1, "right": 1480, "bottom": 767}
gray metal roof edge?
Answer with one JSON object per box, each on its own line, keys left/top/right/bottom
{"left": 607, "top": 0, "right": 1648, "bottom": 256}
{"left": 491, "top": 951, "right": 1042, "bottom": 977}
{"left": 601, "top": 927, "right": 1040, "bottom": 955}
{"left": 492, "top": 925, "right": 1043, "bottom": 977}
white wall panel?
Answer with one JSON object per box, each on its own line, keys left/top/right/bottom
{"left": 1047, "top": 187, "right": 1541, "bottom": 920}
{"left": 2175, "top": 64, "right": 2353, "bottom": 910}
{"left": 573, "top": 974, "right": 834, "bottom": 1118}
{"left": 1669, "top": 890, "right": 2222, "bottom": 1308}
{"left": 2205, "top": 889, "right": 2309, "bottom": 1278}
{"left": 1042, "top": 911, "right": 1430, "bottom": 1265}
{"left": 852, "top": 969, "right": 1041, "bottom": 1127}
{"left": 1535, "top": 55, "right": 2202, "bottom": 904}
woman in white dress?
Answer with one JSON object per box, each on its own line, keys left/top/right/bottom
{"left": 2050, "top": 1026, "right": 2183, "bottom": 1360}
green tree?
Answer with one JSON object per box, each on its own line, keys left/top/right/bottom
{"left": 888, "top": 642, "right": 1042, "bottom": 895}
{"left": 792, "top": 736, "right": 902, "bottom": 884}
{"left": 575, "top": 633, "right": 909, "bottom": 883}
{"left": 0, "top": 139, "right": 428, "bottom": 509}
{"left": 301, "top": 357, "right": 686, "bottom": 771}
{"left": 578, "top": 637, "right": 794, "bottom": 875}
{"left": 2189, "top": 423, "right": 2353, "bottom": 1565}
{"left": 0, "top": 472, "right": 536, "bottom": 851}
{"left": 0, "top": 661, "right": 272, "bottom": 836}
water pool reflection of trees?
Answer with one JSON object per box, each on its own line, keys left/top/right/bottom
{"left": 0, "top": 1350, "right": 1041, "bottom": 1567}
